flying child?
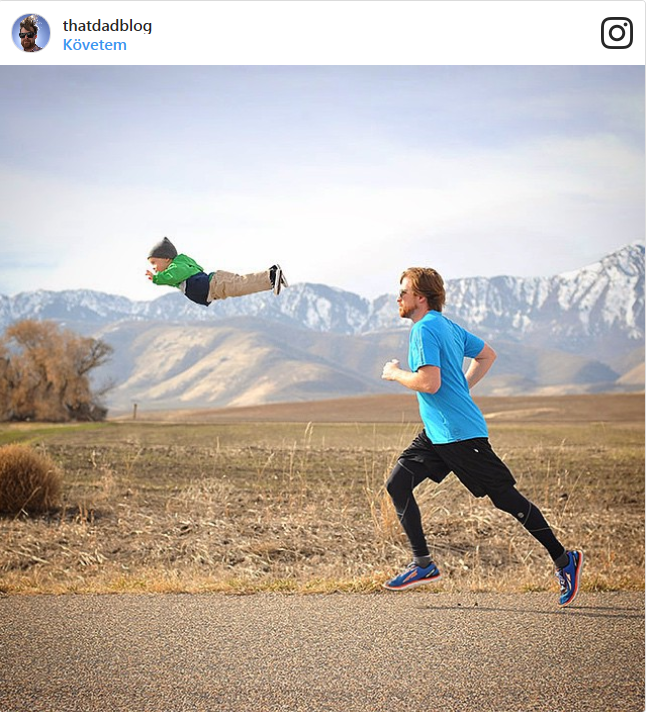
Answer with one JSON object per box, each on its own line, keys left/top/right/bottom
{"left": 146, "top": 237, "right": 287, "bottom": 305}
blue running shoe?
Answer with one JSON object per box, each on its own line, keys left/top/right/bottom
{"left": 383, "top": 561, "right": 441, "bottom": 591}
{"left": 555, "top": 550, "right": 583, "bottom": 607}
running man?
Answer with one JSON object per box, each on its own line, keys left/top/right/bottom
{"left": 381, "top": 267, "right": 583, "bottom": 606}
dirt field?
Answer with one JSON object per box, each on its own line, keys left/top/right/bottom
{"left": 0, "top": 393, "right": 643, "bottom": 595}
{"left": 112, "top": 391, "right": 645, "bottom": 424}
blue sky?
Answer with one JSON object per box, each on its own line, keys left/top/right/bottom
{"left": 1, "top": 65, "right": 643, "bottom": 301}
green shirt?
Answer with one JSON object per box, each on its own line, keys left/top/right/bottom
{"left": 152, "top": 254, "right": 204, "bottom": 288}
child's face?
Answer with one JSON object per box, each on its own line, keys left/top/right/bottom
{"left": 148, "top": 257, "right": 172, "bottom": 273}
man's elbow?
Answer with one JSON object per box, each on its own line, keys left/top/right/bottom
{"left": 416, "top": 366, "right": 441, "bottom": 394}
{"left": 483, "top": 344, "right": 497, "bottom": 362}
{"left": 421, "top": 377, "right": 441, "bottom": 394}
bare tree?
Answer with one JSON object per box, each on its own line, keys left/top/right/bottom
{"left": 0, "top": 320, "right": 113, "bottom": 422}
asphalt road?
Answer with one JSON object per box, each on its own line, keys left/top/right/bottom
{"left": 0, "top": 591, "right": 643, "bottom": 712}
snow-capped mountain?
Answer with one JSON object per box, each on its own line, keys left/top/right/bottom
{"left": 442, "top": 242, "right": 645, "bottom": 363}
{"left": 1, "top": 243, "right": 642, "bottom": 348}
{"left": 0, "top": 243, "right": 643, "bottom": 409}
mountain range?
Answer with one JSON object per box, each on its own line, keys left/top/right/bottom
{"left": 0, "top": 242, "right": 643, "bottom": 412}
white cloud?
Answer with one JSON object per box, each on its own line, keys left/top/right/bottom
{"left": 0, "top": 126, "right": 642, "bottom": 301}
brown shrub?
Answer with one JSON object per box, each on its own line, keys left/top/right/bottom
{"left": 0, "top": 444, "right": 62, "bottom": 514}
{"left": 0, "top": 319, "right": 113, "bottom": 422}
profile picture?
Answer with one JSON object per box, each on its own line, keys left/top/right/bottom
{"left": 12, "top": 13, "right": 50, "bottom": 53}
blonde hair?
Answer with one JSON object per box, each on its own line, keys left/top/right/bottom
{"left": 401, "top": 267, "right": 446, "bottom": 312}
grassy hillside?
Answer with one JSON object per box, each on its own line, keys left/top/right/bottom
{"left": 96, "top": 318, "right": 640, "bottom": 411}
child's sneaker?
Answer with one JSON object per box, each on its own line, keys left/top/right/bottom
{"left": 383, "top": 561, "right": 441, "bottom": 591}
{"left": 555, "top": 550, "right": 583, "bottom": 607}
{"left": 270, "top": 264, "right": 288, "bottom": 295}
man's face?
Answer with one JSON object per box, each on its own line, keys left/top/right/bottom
{"left": 20, "top": 28, "right": 37, "bottom": 51}
{"left": 148, "top": 257, "right": 172, "bottom": 273}
{"left": 397, "top": 277, "right": 426, "bottom": 321}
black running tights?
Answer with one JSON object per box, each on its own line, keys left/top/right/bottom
{"left": 386, "top": 458, "right": 566, "bottom": 562}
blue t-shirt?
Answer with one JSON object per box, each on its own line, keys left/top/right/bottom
{"left": 409, "top": 310, "right": 488, "bottom": 444}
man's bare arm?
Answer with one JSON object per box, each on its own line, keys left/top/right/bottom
{"left": 465, "top": 343, "right": 496, "bottom": 389}
{"left": 381, "top": 360, "right": 441, "bottom": 394}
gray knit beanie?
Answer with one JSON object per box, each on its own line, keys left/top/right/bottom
{"left": 148, "top": 237, "right": 178, "bottom": 260}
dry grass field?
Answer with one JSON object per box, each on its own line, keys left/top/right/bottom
{"left": 0, "top": 393, "right": 643, "bottom": 596}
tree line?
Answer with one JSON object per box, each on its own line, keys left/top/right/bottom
{"left": 0, "top": 320, "right": 113, "bottom": 422}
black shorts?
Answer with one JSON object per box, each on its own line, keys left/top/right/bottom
{"left": 399, "top": 430, "right": 516, "bottom": 498}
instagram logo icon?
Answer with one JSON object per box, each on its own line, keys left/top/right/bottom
{"left": 601, "top": 17, "right": 633, "bottom": 49}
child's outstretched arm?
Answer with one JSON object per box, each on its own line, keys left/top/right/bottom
{"left": 148, "top": 258, "right": 204, "bottom": 288}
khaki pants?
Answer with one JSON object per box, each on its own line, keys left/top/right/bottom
{"left": 208, "top": 269, "right": 272, "bottom": 301}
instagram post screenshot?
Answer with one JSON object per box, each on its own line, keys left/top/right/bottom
{"left": 0, "top": 2, "right": 644, "bottom": 712}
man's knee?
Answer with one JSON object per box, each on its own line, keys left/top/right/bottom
{"left": 386, "top": 458, "right": 429, "bottom": 501}
{"left": 386, "top": 460, "right": 411, "bottom": 501}
{"left": 489, "top": 486, "right": 530, "bottom": 522}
